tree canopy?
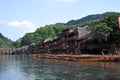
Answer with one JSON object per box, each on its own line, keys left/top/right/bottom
{"left": 89, "top": 12, "right": 120, "bottom": 44}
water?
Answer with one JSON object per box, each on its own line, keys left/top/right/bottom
{"left": 0, "top": 55, "right": 120, "bottom": 80}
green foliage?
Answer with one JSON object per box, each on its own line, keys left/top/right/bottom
{"left": 20, "top": 24, "right": 69, "bottom": 46}
{"left": 0, "top": 33, "right": 13, "bottom": 47}
{"left": 21, "top": 33, "right": 35, "bottom": 46}
{"left": 90, "top": 23, "right": 113, "bottom": 42}
{"left": 89, "top": 12, "right": 120, "bottom": 44}
{"left": 0, "top": 12, "right": 120, "bottom": 48}
{"left": 18, "top": 12, "right": 120, "bottom": 46}
{"left": 66, "top": 14, "right": 103, "bottom": 26}
{"left": 12, "top": 39, "right": 21, "bottom": 48}
{"left": 102, "top": 12, "right": 120, "bottom": 30}
{"left": 101, "top": 12, "right": 120, "bottom": 44}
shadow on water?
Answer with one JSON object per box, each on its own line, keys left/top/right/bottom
{"left": 0, "top": 55, "right": 120, "bottom": 80}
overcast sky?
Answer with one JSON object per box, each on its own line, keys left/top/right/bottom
{"left": 0, "top": 0, "right": 120, "bottom": 41}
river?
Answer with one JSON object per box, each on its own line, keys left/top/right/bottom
{"left": 0, "top": 55, "right": 120, "bottom": 80}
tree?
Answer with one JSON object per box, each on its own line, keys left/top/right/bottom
{"left": 13, "top": 39, "right": 21, "bottom": 48}
{"left": 89, "top": 12, "right": 120, "bottom": 54}
{"left": 101, "top": 12, "right": 120, "bottom": 44}
{"left": 89, "top": 12, "right": 120, "bottom": 43}
{"left": 90, "top": 23, "right": 113, "bottom": 42}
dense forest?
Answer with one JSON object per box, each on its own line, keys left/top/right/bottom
{"left": 0, "top": 12, "right": 120, "bottom": 48}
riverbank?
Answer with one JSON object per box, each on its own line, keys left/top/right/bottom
{"left": 32, "top": 54, "right": 120, "bottom": 62}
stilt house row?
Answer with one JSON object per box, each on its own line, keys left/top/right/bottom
{"left": 25, "top": 26, "right": 113, "bottom": 55}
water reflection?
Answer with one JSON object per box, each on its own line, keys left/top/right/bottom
{"left": 0, "top": 55, "right": 120, "bottom": 80}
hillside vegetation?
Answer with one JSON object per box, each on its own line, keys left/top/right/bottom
{"left": 0, "top": 33, "right": 13, "bottom": 47}
{"left": 89, "top": 12, "right": 120, "bottom": 43}
{"left": 20, "top": 24, "right": 69, "bottom": 46}
{"left": 12, "top": 12, "right": 120, "bottom": 48}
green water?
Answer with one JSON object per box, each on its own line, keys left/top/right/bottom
{"left": 0, "top": 55, "right": 120, "bottom": 80}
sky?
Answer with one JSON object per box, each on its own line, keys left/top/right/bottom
{"left": 0, "top": 0, "right": 120, "bottom": 41}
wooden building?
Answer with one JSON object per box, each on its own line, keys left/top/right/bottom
{"left": 25, "top": 26, "right": 118, "bottom": 55}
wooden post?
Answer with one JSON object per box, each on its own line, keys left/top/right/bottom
{"left": 118, "top": 16, "right": 120, "bottom": 29}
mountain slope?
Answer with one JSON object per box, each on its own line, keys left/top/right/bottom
{"left": 65, "top": 12, "right": 116, "bottom": 26}
{"left": 0, "top": 33, "right": 13, "bottom": 47}
{"left": 66, "top": 14, "right": 102, "bottom": 26}
{"left": 19, "top": 12, "right": 119, "bottom": 46}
